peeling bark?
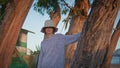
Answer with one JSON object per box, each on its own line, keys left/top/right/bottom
{"left": 71, "top": 0, "right": 120, "bottom": 68}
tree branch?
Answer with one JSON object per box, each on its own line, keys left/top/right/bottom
{"left": 63, "top": 0, "right": 72, "bottom": 10}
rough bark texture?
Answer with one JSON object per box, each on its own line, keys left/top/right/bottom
{"left": 102, "top": 20, "right": 120, "bottom": 68}
{"left": 71, "top": 0, "right": 120, "bottom": 68}
{"left": 0, "top": 0, "right": 33, "bottom": 68}
{"left": 65, "top": 0, "right": 90, "bottom": 68}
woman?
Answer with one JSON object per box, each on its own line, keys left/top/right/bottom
{"left": 37, "top": 20, "right": 81, "bottom": 68}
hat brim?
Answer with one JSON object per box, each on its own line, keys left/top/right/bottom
{"left": 41, "top": 27, "right": 58, "bottom": 33}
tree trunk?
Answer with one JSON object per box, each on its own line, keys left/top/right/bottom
{"left": 71, "top": 0, "right": 120, "bottom": 68}
{"left": 65, "top": 0, "right": 90, "bottom": 68}
{"left": 102, "top": 20, "right": 120, "bottom": 68}
{"left": 0, "top": 0, "right": 33, "bottom": 68}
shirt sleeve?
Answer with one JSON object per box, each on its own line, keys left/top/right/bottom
{"left": 37, "top": 45, "right": 44, "bottom": 68}
{"left": 64, "top": 32, "right": 81, "bottom": 45}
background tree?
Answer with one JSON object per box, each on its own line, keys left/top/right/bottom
{"left": 34, "top": 1, "right": 90, "bottom": 68}
{"left": 65, "top": 0, "right": 90, "bottom": 68}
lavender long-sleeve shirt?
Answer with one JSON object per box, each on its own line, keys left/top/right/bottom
{"left": 37, "top": 33, "right": 81, "bottom": 68}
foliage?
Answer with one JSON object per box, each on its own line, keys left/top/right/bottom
{"left": 34, "top": 0, "right": 91, "bottom": 30}
{"left": 10, "top": 57, "right": 28, "bottom": 68}
{"left": 0, "top": 0, "right": 8, "bottom": 25}
{"left": 29, "top": 45, "right": 40, "bottom": 55}
{"left": 0, "top": 0, "right": 8, "bottom": 4}
{"left": 16, "top": 41, "right": 27, "bottom": 48}
{"left": 34, "top": 0, "right": 70, "bottom": 15}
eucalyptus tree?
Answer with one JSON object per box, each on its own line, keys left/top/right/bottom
{"left": 35, "top": 0, "right": 120, "bottom": 68}
{"left": 0, "top": 0, "right": 118, "bottom": 67}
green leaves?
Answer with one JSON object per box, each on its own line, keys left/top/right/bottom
{"left": 34, "top": 0, "right": 71, "bottom": 15}
{"left": 0, "top": 0, "right": 8, "bottom": 4}
{"left": 29, "top": 45, "right": 40, "bottom": 55}
{"left": 34, "top": 0, "right": 58, "bottom": 15}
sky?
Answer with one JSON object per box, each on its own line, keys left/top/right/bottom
{"left": 22, "top": 1, "right": 120, "bottom": 51}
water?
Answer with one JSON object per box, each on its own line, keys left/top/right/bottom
{"left": 111, "top": 56, "right": 120, "bottom": 64}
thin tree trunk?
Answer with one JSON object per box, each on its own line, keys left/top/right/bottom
{"left": 65, "top": 0, "right": 90, "bottom": 68}
{"left": 71, "top": 0, "right": 120, "bottom": 68}
{"left": 50, "top": 3, "right": 61, "bottom": 26}
{"left": 0, "top": 0, "right": 33, "bottom": 68}
{"left": 102, "top": 20, "right": 120, "bottom": 68}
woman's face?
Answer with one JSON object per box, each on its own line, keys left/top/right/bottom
{"left": 44, "top": 27, "right": 54, "bottom": 34}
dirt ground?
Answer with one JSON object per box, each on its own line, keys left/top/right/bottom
{"left": 111, "top": 64, "right": 120, "bottom": 68}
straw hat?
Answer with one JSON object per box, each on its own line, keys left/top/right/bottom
{"left": 41, "top": 20, "right": 58, "bottom": 33}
